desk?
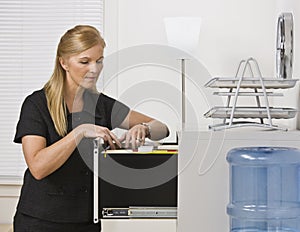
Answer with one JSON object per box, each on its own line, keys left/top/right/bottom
{"left": 93, "top": 139, "right": 178, "bottom": 222}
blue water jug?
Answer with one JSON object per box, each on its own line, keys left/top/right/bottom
{"left": 227, "top": 147, "right": 300, "bottom": 232}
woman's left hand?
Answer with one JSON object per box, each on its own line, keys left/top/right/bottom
{"left": 119, "top": 124, "right": 149, "bottom": 150}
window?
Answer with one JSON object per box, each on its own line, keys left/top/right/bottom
{"left": 0, "top": 0, "right": 104, "bottom": 183}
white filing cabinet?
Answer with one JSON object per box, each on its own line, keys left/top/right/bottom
{"left": 177, "top": 130, "right": 300, "bottom": 232}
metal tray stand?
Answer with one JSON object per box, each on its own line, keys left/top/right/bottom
{"left": 204, "top": 57, "right": 298, "bottom": 131}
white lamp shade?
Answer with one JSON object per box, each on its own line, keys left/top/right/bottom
{"left": 164, "top": 17, "right": 202, "bottom": 54}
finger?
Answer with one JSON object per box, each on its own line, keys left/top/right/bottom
{"left": 131, "top": 134, "right": 138, "bottom": 150}
{"left": 100, "top": 128, "right": 116, "bottom": 149}
{"left": 108, "top": 131, "right": 122, "bottom": 148}
{"left": 136, "top": 136, "right": 143, "bottom": 147}
{"left": 137, "top": 128, "right": 146, "bottom": 145}
{"left": 136, "top": 129, "right": 142, "bottom": 141}
{"left": 126, "top": 129, "right": 137, "bottom": 150}
{"left": 124, "top": 132, "right": 132, "bottom": 148}
{"left": 140, "top": 138, "right": 145, "bottom": 146}
{"left": 104, "top": 134, "right": 116, "bottom": 150}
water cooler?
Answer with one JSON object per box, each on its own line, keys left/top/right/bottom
{"left": 227, "top": 146, "right": 300, "bottom": 232}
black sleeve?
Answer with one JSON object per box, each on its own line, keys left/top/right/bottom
{"left": 98, "top": 94, "right": 130, "bottom": 129}
{"left": 14, "top": 96, "right": 47, "bottom": 143}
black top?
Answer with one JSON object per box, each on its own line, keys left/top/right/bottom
{"left": 14, "top": 89, "right": 130, "bottom": 222}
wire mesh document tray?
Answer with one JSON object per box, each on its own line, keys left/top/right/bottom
{"left": 213, "top": 91, "right": 283, "bottom": 97}
{"left": 204, "top": 107, "right": 297, "bottom": 119}
{"left": 204, "top": 57, "right": 298, "bottom": 131}
{"left": 205, "top": 77, "right": 298, "bottom": 89}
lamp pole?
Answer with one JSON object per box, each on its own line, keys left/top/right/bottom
{"left": 181, "top": 58, "right": 186, "bottom": 130}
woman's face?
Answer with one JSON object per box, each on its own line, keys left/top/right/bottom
{"left": 61, "top": 42, "right": 104, "bottom": 90}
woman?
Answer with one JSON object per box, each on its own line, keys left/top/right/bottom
{"left": 13, "top": 25, "right": 169, "bottom": 232}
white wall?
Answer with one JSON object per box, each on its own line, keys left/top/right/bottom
{"left": 104, "top": 0, "right": 300, "bottom": 134}
{"left": 106, "top": 0, "right": 300, "bottom": 78}
{"left": 116, "top": 0, "right": 275, "bottom": 75}
{"left": 0, "top": 185, "right": 20, "bottom": 224}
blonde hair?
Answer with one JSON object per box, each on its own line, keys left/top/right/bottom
{"left": 44, "top": 25, "right": 106, "bottom": 136}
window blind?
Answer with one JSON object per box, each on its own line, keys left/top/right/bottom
{"left": 0, "top": 0, "right": 104, "bottom": 182}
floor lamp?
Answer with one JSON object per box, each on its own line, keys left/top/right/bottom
{"left": 164, "top": 17, "right": 201, "bottom": 130}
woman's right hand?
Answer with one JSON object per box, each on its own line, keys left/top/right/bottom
{"left": 22, "top": 124, "right": 121, "bottom": 180}
{"left": 76, "top": 124, "right": 121, "bottom": 149}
